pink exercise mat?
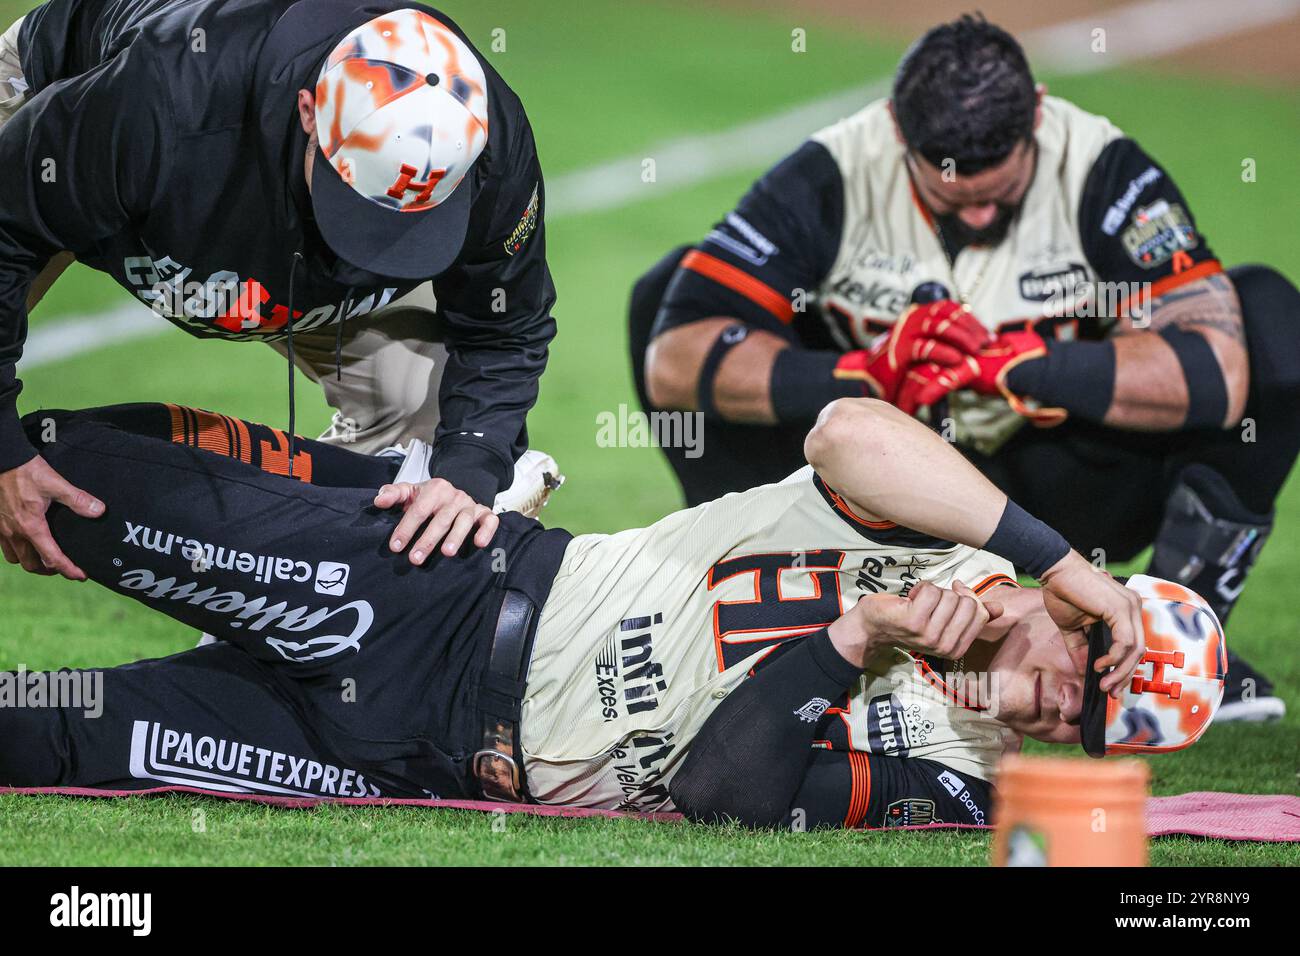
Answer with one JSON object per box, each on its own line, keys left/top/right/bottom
{"left": 3, "top": 784, "right": 1297, "bottom": 840}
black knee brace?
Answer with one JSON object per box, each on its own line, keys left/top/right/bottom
{"left": 1148, "top": 463, "right": 1271, "bottom": 626}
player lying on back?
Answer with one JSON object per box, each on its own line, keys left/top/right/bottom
{"left": 0, "top": 400, "right": 1224, "bottom": 828}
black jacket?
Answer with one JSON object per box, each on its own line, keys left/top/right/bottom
{"left": 1, "top": 0, "right": 556, "bottom": 502}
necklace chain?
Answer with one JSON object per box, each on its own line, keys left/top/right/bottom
{"left": 934, "top": 222, "right": 994, "bottom": 306}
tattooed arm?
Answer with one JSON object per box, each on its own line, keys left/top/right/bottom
{"left": 1107, "top": 271, "right": 1248, "bottom": 431}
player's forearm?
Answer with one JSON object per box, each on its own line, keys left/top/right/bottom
{"left": 806, "top": 399, "right": 1073, "bottom": 576}
{"left": 1104, "top": 334, "right": 1198, "bottom": 430}
{"left": 805, "top": 398, "right": 1007, "bottom": 547}
{"left": 646, "top": 319, "right": 780, "bottom": 422}
{"left": 0, "top": 290, "right": 37, "bottom": 472}
{"left": 1005, "top": 274, "right": 1248, "bottom": 431}
{"left": 647, "top": 320, "right": 866, "bottom": 425}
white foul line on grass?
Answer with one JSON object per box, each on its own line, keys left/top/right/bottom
{"left": 546, "top": 0, "right": 1300, "bottom": 215}
{"left": 25, "top": 0, "right": 1300, "bottom": 370}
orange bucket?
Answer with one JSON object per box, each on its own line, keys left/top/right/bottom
{"left": 992, "top": 754, "right": 1149, "bottom": 866}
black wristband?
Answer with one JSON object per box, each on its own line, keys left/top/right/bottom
{"left": 769, "top": 349, "right": 862, "bottom": 424}
{"left": 983, "top": 498, "right": 1071, "bottom": 578}
{"left": 1157, "top": 326, "right": 1228, "bottom": 428}
{"left": 1005, "top": 338, "right": 1116, "bottom": 422}
{"left": 697, "top": 323, "right": 750, "bottom": 418}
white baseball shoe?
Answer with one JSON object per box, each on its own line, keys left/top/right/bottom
{"left": 387, "top": 439, "right": 563, "bottom": 519}
{"left": 493, "top": 448, "right": 565, "bottom": 519}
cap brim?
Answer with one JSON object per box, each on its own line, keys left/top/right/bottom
{"left": 310, "top": 146, "right": 471, "bottom": 281}
{"left": 1080, "top": 620, "right": 1112, "bottom": 758}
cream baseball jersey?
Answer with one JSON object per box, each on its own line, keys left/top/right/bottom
{"left": 655, "top": 96, "right": 1221, "bottom": 453}
{"left": 520, "top": 466, "right": 1017, "bottom": 813}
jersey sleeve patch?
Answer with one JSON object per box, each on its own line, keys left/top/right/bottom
{"left": 1078, "top": 138, "right": 1219, "bottom": 287}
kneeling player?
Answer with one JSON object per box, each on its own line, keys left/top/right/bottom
{"left": 0, "top": 400, "right": 1222, "bottom": 828}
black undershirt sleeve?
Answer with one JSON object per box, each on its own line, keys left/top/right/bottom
{"left": 669, "top": 628, "right": 996, "bottom": 830}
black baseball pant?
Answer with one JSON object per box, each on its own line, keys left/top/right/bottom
{"left": 0, "top": 404, "right": 567, "bottom": 799}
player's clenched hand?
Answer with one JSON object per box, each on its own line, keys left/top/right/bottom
{"left": 895, "top": 360, "right": 977, "bottom": 415}
{"left": 0, "top": 455, "right": 104, "bottom": 580}
{"left": 965, "top": 329, "right": 1067, "bottom": 426}
{"left": 830, "top": 580, "right": 1001, "bottom": 668}
{"left": 1038, "top": 551, "right": 1145, "bottom": 698}
{"left": 375, "top": 478, "right": 499, "bottom": 565}
{"left": 834, "top": 300, "right": 991, "bottom": 406}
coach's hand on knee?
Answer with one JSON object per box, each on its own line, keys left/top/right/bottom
{"left": 0, "top": 456, "right": 104, "bottom": 581}
{"left": 376, "top": 478, "right": 499, "bottom": 564}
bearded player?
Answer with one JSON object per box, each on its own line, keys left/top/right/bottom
{"left": 0, "top": 397, "right": 1226, "bottom": 828}
{"left": 631, "top": 15, "right": 1295, "bottom": 722}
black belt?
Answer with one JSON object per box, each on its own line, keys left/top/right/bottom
{"left": 472, "top": 588, "right": 536, "bottom": 802}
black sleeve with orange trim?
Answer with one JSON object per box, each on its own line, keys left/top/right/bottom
{"left": 652, "top": 140, "right": 845, "bottom": 341}
{"left": 793, "top": 750, "right": 995, "bottom": 830}
{"left": 1078, "top": 138, "right": 1221, "bottom": 293}
{"left": 669, "top": 626, "right": 863, "bottom": 828}
{"left": 667, "top": 623, "right": 997, "bottom": 830}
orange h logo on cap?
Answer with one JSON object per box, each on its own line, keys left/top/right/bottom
{"left": 1131, "top": 650, "right": 1184, "bottom": 699}
{"left": 386, "top": 163, "right": 447, "bottom": 205}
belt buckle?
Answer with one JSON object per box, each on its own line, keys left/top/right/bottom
{"left": 473, "top": 745, "right": 521, "bottom": 803}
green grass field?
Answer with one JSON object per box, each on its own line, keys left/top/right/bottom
{"left": 0, "top": 0, "right": 1297, "bottom": 866}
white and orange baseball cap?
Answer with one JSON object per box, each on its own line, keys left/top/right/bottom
{"left": 311, "top": 9, "right": 489, "bottom": 279}
{"left": 1081, "top": 574, "right": 1227, "bottom": 758}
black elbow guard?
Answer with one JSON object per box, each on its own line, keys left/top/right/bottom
{"left": 1158, "top": 325, "right": 1229, "bottom": 428}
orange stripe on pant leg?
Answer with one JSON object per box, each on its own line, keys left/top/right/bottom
{"left": 166, "top": 403, "right": 187, "bottom": 445}
{"left": 225, "top": 415, "right": 253, "bottom": 464}
{"left": 191, "top": 409, "right": 233, "bottom": 457}
{"left": 844, "top": 750, "right": 872, "bottom": 829}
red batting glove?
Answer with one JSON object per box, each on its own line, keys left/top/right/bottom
{"left": 896, "top": 360, "right": 978, "bottom": 416}
{"left": 833, "top": 300, "right": 991, "bottom": 404}
{"left": 967, "top": 328, "right": 1068, "bottom": 426}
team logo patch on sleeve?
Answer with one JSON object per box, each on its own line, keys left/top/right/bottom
{"left": 883, "top": 798, "right": 936, "bottom": 828}
{"left": 794, "top": 697, "right": 831, "bottom": 723}
{"left": 504, "top": 183, "right": 540, "bottom": 256}
{"left": 1121, "top": 200, "right": 1198, "bottom": 269}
